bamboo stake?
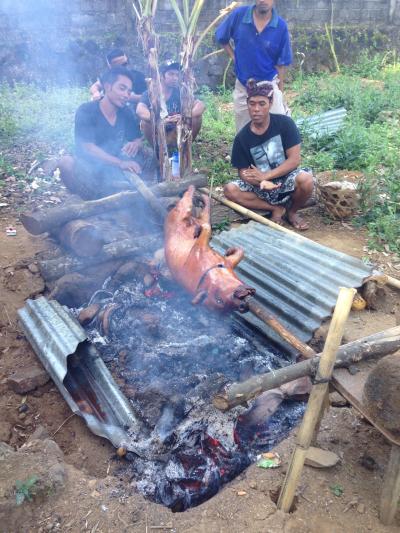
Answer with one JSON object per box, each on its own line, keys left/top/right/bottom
{"left": 277, "top": 287, "right": 356, "bottom": 512}
{"left": 387, "top": 275, "right": 400, "bottom": 290}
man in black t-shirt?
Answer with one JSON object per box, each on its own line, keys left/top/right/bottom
{"left": 224, "top": 79, "right": 313, "bottom": 230}
{"left": 59, "top": 66, "right": 150, "bottom": 200}
{"left": 136, "top": 59, "right": 205, "bottom": 150}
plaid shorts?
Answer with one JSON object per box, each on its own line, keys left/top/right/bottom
{"left": 233, "top": 167, "right": 313, "bottom": 206}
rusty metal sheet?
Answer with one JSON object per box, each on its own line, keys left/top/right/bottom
{"left": 18, "top": 297, "right": 141, "bottom": 451}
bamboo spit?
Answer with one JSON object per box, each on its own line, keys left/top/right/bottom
{"left": 246, "top": 298, "right": 316, "bottom": 359}
{"left": 213, "top": 325, "right": 400, "bottom": 411}
{"left": 277, "top": 287, "right": 356, "bottom": 512}
{"left": 126, "top": 171, "right": 167, "bottom": 220}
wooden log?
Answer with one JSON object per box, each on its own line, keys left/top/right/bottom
{"left": 213, "top": 325, "right": 400, "bottom": 411}
{"left": 125, "top": 171, "right": 167, "bottom": 220}
{"left": 380, "top": 444, "right": 400, "bottom": 525}
{"left": 247, "top": 298, "right": 316, "bottom": 359}
{"left": 277, "top": 287, "right": 355, "bottom": 512}
{"left": 21, "top": 174, "right": 207, "bottom": 235}
{"left": 58, "top": 219, "right": 104, "bottom": 257}
{"left": 38, "top": 234, "right": 161, "bottom": 281}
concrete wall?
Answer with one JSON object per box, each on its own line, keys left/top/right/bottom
{"left": 0, "top": 0, "right": 399, "bottom": 86}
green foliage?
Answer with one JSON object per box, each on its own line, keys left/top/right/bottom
{"left": 212, "top": 218, "right": 230, "bottom": 233}
{"left": 15, "top": 475, "right": 38, "bottom": 505}
{"left": 0, "top": 84, "right": 86, "bottom": 151}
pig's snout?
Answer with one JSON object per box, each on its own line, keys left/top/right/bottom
{"left": 233, "top": 286, "right": 255, "bottom": 312}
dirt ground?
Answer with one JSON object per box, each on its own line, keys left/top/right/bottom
{"left": 1, "top": 180, "right": 400, "bottom": 532}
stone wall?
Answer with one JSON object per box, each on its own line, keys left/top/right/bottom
{"left": 0, "top": 0, "right": 399, "bottom": 87}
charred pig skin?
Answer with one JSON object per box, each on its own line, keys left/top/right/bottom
{"left": 164, "top": 186, "right": 255, "bottom": 312}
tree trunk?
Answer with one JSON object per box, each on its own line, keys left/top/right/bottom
{"left": 38, "top": 234, "right": 161, "bottom": 281}
{"left": 137, "top": 16, "right": 170, "bottom": 180}
{"left": 213, "top": 326, "right": 400, "bottom": 411}
{"left": 21, "top": 174, "right": 207, "bottom": 235}
{"left": 179, "top": 36, "right": 195, "bottom": 176}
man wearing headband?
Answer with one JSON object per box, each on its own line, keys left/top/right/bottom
{"left": 89, "top": 48, "right": 146, "bottom": 108}
{"left": 216, "top": 0, "right": 291, "bottom": 131}
{"left": 224, "top": 80, "right": 313, "bottom": 230}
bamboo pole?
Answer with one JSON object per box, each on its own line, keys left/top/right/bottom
{"left": 277, "top": 287, "right": 356, "bottom": 512}
{"left": 213, "top": 325, "right": 400, "bottom": 411}
{"left": 387, "top": 275, "right": 400, "bottom": 291}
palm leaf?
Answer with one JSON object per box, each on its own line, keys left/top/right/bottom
{"left": 170, "top": 0, "right": 188, "bottom": 34}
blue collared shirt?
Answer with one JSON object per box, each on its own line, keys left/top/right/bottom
{"left": 215, "top": 6, "right": 292, "bottom": 85}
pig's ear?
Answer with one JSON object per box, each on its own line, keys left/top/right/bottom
{"left": 224, "top": 247, "right": 244, "bottom": 268}
{"left": 191, "top": 290, "right": 207, "bottom": 305}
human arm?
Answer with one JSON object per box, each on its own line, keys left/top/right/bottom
{"left": 275, "top": 65, "right": 287, "bottom": 92}
{"left": 241, "top": 144, "right": 301, "bottom": 185}
{"left": 89, "top": 80, "right": 103, "bottom": 101}
{"left": 136, "top": 101, "right": 151, "bottom": 122}
{"left": 192, "top": 99, "right": 205, "bottom": 118}
{"left": 222, "top": 43, "right": 235, "bottom": 62}
{"left": 81, "top": 142, "right": 140, "bottom": 172}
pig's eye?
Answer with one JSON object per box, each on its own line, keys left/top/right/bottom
{"left": 215, "top": 296, "right": 223, "bottom": 305}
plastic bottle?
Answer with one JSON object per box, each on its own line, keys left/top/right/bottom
{"left": 171, "top": 151, "right": 180, "bottom": 178}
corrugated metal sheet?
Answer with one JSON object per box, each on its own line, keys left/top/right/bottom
{"left": 295, "top": 107, "right": 347, "bottom": 139}
{"left": 212, "top": 221, "right": 374, "bottom": 353}
{"left": 18, "top": 297, "right": 142, "bottom": 451}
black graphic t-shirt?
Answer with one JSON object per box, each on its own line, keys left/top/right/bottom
{"left": 140, "top": 88, "right": 181, "bottom": 115}
{"left": 75, "top": 101, "right": 141, "bottom": 160}
{"left": 231, "top": 114, "right": 301, "bottom": 171}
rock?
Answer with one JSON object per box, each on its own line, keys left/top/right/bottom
{"left": 305, "top": 447, "right": 340, "bottom": 468}
{"left": 18, "top": 412, "right": 26, "bottom": 420}
{"left": 28, "top": 425, "right": 50, "bottom": 442}
{"left": 0, "top": 421, "right": 12, "bottom": 442}
{"left": 329, "top": 391, "right": 349, "bottom": 407}
{"left": 7, "top": 366, "right": 50, "bottom": 394}
{"left": 27, "top": 263, "right": 39, "bottom": 274}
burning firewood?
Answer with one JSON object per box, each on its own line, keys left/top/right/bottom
{"left": 58, "top": 219, "right": 104, "bottom": 258}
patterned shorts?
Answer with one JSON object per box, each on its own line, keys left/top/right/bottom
{"left": 233, "top": 167, "right": 313, "bottom": 206}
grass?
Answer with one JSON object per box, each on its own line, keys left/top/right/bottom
{"left": 0, "top": 53, "right": 399, "bottom": 252}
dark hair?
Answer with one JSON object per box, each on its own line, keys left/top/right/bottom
{"left": 106, "top": 48, "right": 126, "bottom": 64}
{"left": 160, "top": 59, "right": 181, "bottom": 74}
{"left": 101, "top": 66, "right": 134, "bottom": 87}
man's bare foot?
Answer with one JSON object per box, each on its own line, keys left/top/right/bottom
{"left": 270, "top": 206, "right": 286, "bottom": 225}
{"left": 287, "top": 211, "right": 309, "bottom": 231}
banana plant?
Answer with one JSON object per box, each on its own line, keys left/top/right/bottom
{"left": 131, "top": 0, "right": 171, "bottom": 180}
{"left": 169, "top": 1, "right": 239, "bottom": 177}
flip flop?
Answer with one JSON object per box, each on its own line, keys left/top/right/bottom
{"left": 287, "top": 213, "right": 309, "bottom": 231}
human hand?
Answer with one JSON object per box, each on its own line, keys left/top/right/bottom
{"left": 119, "top": 159, "right": 142, "bottom": 174}
{"left": 241, "top": 165, "right": 265, "bottom": 184}
{"left": 165, "top": 114, "right": 181, "bottom": 124}
{"left": 122, "top": 139, "right": 142, "bottom": 157}
{"left": 260, "top": 179, "right": 281, "bottom": 190}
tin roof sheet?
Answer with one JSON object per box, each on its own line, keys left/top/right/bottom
{"left": 295, "top": 107, "right": 347, "bottom": 139}
{"left": 212, "top": 221, "right": 374, "bottom": 352}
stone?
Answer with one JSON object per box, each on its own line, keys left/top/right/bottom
{"left": 357, "top": 503, "right": 366, "bottom": 514}
{"left": 27, "top": 263, "right": 39, "bottom": 274}
{"left": 7, "top": 366, "right": 50, "bottom": 394}
{"left": 305, "top": 447, "right": 340, "bottom": 468}
{"left": 28, "top": 425, "right": 50, "bottom": 442}
{"left": 329, "top": 391, "right": 349, "bottom": 407}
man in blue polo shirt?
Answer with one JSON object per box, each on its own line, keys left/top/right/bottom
{"left": 215, "top": 0, "right": 292, "bottom": 131}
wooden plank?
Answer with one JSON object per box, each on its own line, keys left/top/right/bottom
{"left": 332, "top": 364, "right": 400, "bottom": 446}
{"left": 380, "top": 444, "right": 400, "bottom": 525}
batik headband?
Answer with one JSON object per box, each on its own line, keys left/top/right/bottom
{"left": 246, "top": 79, "right": 274, "bottom": 99}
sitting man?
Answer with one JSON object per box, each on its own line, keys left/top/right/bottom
{"left": 59, "top": 66, "right": 148, "bottom": 200}
{"left": 89, "top": 48, "right": 147, "bottom": 109}
{"left": 224, "top": 80, "right": 313, "bottom": 230}
{"left": 136, "top": 59, "right": 205, "bottom": 151}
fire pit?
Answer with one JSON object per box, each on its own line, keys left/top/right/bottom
{"left": 76, "top": 274, "right": 305, "bottom": 511}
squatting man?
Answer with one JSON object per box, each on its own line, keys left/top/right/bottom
{"left": 224, "top": 80, "right": 314, "bottom": 230}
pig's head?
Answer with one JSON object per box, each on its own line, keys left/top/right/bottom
{"left": 192, "top": 261, "right": 255, "bottom": 313}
